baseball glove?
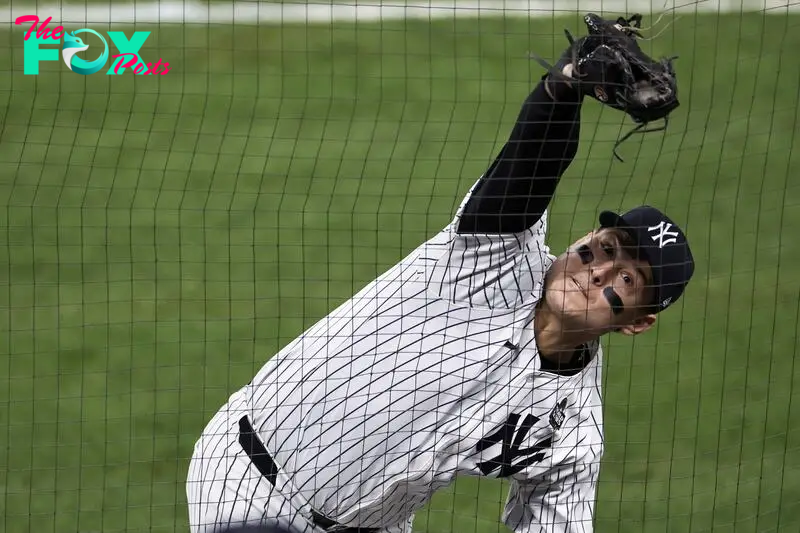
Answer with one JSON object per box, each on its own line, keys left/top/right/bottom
{"left": 531, "top": 13, "right": 680, "bottom": 161}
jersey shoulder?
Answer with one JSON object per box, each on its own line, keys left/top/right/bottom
{"left": 418, "top": 214, "right": 553, "bottom": 310}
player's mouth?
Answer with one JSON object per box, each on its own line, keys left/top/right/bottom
{"left": 570, "top": 276, "right": 588, "bottom": 298}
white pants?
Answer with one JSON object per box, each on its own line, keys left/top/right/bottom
{"left": 186, "top": 392, "right": 413, "bottom": 533}
{"left": 186, "top": 392, "right": 317, "bottom": 533}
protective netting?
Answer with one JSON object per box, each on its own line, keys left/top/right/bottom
{"left": 2, "top": 1, "right": 800, "bottom": 532}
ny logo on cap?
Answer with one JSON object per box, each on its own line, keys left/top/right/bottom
{"left": 648, "top": 221, "right": 679, "bottom": 248}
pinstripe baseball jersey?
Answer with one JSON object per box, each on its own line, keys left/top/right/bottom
{"left": 239, "top": 183, "right": 604, "bottom": 533}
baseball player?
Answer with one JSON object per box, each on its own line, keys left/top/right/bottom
{"left": 187, "top": 13, "right": 694, "bottom": 533}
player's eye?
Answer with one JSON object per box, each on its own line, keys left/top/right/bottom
{"left": 577, "top": 244, "right": 593, "bottom": 264}
{"left": 601, "top": 241, "right": 615, "bottom": 258}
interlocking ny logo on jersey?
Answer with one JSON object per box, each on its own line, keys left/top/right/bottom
{"left": 475, "top": 401, "right": 567, "bottom": 478}
{"left": 647, "top": 220, "right": 679, "bottom": 248}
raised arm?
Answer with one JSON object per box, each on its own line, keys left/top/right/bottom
{"left": 456, "top": 77, "right": 582, "bottom": 235}
{"left": 457, "top": 12, "right": 680, "bottom": 235}
{"left": 427, "top": 13, "right": 681, "bottom": 309}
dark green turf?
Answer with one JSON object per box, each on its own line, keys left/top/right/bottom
{"left": 2, "top": 11, "right": 800, "bottom": 533}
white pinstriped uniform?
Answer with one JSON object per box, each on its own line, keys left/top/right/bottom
{"left": 187, "top": 181, "right": 605, "bottom": 533}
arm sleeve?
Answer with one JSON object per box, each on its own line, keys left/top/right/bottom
{"left": 502, "top": 459, "right": 599, "bottom": 533}
{"left": 456, "top": 79, "right": 583, "bottom": 235}
{"left": 422, "top": 80, "right": 583, "bottom": 309}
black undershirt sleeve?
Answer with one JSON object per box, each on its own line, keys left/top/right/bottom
{"left": 455, "top": 80, "right": 583, "bottom": 235}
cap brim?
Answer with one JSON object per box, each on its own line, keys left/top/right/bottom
{"left": 598, "top": 210, "right": 650, "bottom": 260}
{"left": 598, "top": 210, "right": 627, "bottom": 229}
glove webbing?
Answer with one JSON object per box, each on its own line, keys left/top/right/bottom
{"left": 528, "top": 18, "right": 671, "bottom": 163}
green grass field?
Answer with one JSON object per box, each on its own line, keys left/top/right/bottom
{"left": 2, "top": 10, "right": 800, "bottom": 533}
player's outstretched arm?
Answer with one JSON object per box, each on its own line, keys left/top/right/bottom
{"left": 455, "top": 75, "right": 582, "bottom": 235}
{"left": 456, "top": 13, "right": 680, "bottom": 236}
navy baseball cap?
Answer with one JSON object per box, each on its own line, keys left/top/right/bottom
{"left": 598, "top": 205, "right": 694, "bottom": 312}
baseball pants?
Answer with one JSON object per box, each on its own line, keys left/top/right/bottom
{"left": 186, "top": 392, "right": 413, "bottom": 533}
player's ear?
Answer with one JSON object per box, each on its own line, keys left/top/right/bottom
{"left": 617, "top": 314, "right": 656, "bottom": 336}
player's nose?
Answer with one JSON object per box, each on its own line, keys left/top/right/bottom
{"left": 590, "top": 259, "right": 615, "bottom": 286}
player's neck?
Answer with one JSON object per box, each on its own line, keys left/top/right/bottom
{"left": 534, "top": 301, "right": 600, "bottom": 363}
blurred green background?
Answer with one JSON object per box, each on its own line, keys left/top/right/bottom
{"left": 2, "top": 6, "right": 800, "bottom": 533}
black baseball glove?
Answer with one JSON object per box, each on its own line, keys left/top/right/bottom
{"left": 532, "top": 13, "right": 680, "bottom": 161}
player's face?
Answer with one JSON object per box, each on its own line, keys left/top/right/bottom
{"left": 544, "top": 228, "right": 656, "bottom": 336}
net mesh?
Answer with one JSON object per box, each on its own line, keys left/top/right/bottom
{"left": 2, "top": 1, "right": 800, "bottom": 532}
